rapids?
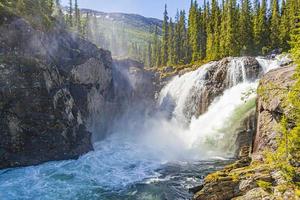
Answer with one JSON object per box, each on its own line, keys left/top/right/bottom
{"left": 0, "top": 56, "right": 283, "bottom": 200}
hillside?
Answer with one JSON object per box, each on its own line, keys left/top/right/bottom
{"left": 79, "top": 9, "right": 162, "bottom": 60}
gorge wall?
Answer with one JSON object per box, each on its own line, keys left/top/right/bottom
{"left": 0, "top": 12, "right": 115, "bottom": 169}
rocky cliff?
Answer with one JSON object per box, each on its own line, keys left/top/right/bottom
{"left": 0, "top": 12, "right": 115, "bottom": 169}
{"left": 253, "top": 66, "right": 295, "bottom": 161}
{"left": 193, "top": 63, "right": 298, "bottom": 200}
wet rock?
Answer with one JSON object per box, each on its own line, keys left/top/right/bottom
{"left": 0, "top": 13, "right": 115, "bottom": 168}
{"left": 235, "top": 110, "right": 256, "bottom": 159}
{"left": 189, "top": 185, "right": 204, "bottom": 194}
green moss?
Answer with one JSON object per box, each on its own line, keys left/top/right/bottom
{"left": 296, "top": 189, "right": 300, "bottom": 197}
{"left": 205, "top": 171, "right": 226, "bottom": 182}
{"left": 257, "top": 180, "right": 272, "bottom": 191}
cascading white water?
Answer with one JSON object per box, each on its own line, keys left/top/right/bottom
{"left": 0, "top": 56, "right": 284, "bottom": 200}
{"left": 227, "top": 58, "right": 247, "bottom": 86}
{"left": 256, "top": 54, "right": 292, "bottom": 73}
{"left": 157, "top": 56, "right": 283, "bottom": 157}
{"left": 158, "top": 62, "right": 215, "bottom": 125}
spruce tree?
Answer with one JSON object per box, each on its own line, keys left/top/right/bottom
{"left": 226, "top": 0, "right": 239, "bottom": 56}
{"left": 258, "top": 0, "right": 269, "bottom": 54}
{"left": 206, "top": 1, "right": 214, "bottom": 60}
{"left": 188, "top": 0, "right": 201, "bottom": 62}
{"left": 270, "top": 0, "right": 281, "bottom": 49}
{"left": 152, "top": 26, "right": 160, "bottom": 67}
{"left": 74, "top": 0, "right": 80, "bottom": 30}
{"left": 174, "top": 10, "right": 181, "bottom": 64}
{"left": 161, "top": 4, "right": 169, "bottom": 66}
{"left": 238, "top": 0, "right": 253, "bottom": 55}
{"left": 68, "top": 0, "right": 73, "bottom": 27}
{"left": 219, "top": 0, "right": 228, "bottom": 57}
{"left": 168, "top": 18, "right": 175, "bottom": 65}
{"left": 279, "top": 0, "right": 290, "bottom": 51}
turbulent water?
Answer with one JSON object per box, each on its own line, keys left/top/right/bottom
{"left": 0, "top": 56, "right": 283, "bottom": 200}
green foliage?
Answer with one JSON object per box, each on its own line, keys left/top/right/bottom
{"left": 264, "top": 9, "right": 300, "bottom": 185}
{"left": 161, "top": 4, "right": 169, "bottom": 66}
{"left": 150, "top": 0, "right": 299, "bottom": 68}
{"left": 257, "top": 180, "right": 272, "bottom": 191}
{"left": 1, "top": 0, "right": 57, "bottom": 30}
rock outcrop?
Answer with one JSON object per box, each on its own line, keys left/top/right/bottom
{"left": 253, "top": 66, "right": 295, "bottom": 160}
{"left": 0, "top": 13, "right": 115, "bottom": 168}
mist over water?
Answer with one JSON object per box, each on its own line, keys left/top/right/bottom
{"left": 0, "top": 57, "right": 282, "bottom": 199}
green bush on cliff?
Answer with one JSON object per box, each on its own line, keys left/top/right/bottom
{"left": 0, "top": 0, "right": 55, "bottom": 30}
{"left": 257, "top": 180, "right": 272, "bottom": 191}
{"left": 266, "top": 13, "right": 300, "bottom": 184}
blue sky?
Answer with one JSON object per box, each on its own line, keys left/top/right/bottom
{"left": 61, "top": 0, "right": 191, "bottom": 19}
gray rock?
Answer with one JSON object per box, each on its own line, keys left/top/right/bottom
{"left": 0, "top": 13, "right": 115, "bottom": 169}
{"left": 253, "top": 66, "right": 295, "bottom": 159}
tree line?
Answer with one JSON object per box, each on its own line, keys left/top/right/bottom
{"left": 148, "top": 0, "right": 300, "bottom": 68}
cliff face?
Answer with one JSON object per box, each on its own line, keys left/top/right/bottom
{"left": 253, "top": 66, "right": 295, "bottom": 160}
{"left": 193, "top": 64, "right": 297, "bottom": 200}
{"left": 0, "top": 14, "right": 115, "bottom": 168}
{"left": 113, "top": 59, "right": 156, "bottom": 111}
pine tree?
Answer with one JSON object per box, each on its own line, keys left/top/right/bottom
{"left": 206, "top": 1, "right": 214, "bottom": 60}
{"left": 270, "top": 0, "right": 281, "bottom": 49}
{"left": 206, "top": 0, "right": 221, "bottom": 60}
{"left": 279, "top": 0, "right": 290, "bottom": 51}
{"left": 168, "top": 18, "right": 175, "bottom": 65}
{"left": 253, "top": 0, "right": 262, "bottom": 53}
{"left": 257, "top": 0, "right": 269, "bottom": 54}
{"left": 161, "top": 4, "right": 169, "bottom": 66}
{"left": 152, "top": 26, "right": 160, "bottom": 67}
{"left": 238, "top": 0, "right": 253, "bottom": 55}
{"left": 290, "top": 12, "right": 300, "bottom": 60}
{"left": 188, "top": 0, "right": 202, "bottom": 62}
{"left": 178, "top": 10, "right": 189, "bottom": 64}
{"left": 74, "top": 0, "right": 80, "bottom": 29}
{"left": 68, "top": 0, "right": 73, "bottom": 27}
{"left": 201, "top": 0, "right": 209, "bottom": 59}
{"left": 219, "top": 0, "right": 228, "bottom": 57}
{"left": 174, "top": 10, "right": 181, "bottom": 64}
{"left": 226, "top": 0, "right": 239, "bottom": 56}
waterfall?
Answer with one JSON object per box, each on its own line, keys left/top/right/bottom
{"left": 157, "top": 56, "right": 282, "bottom": 157}
{"left": 158, "top": 62, "right": 215, "bottom": 125}
{"left": 227, "top": 58, "right": 247, "bottom": 86}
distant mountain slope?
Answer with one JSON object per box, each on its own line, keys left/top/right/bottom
{"left": 79, "top": 9, "right": 163, "bottom": 60}
{"left": 81, "top": 9, "right": 162, "bottom": 33}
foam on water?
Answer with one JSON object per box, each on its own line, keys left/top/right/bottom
{"left": 0, "top": 56, "right": 284, "bottom": 199}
